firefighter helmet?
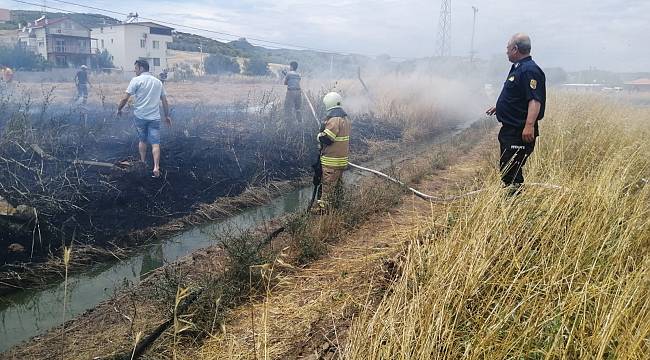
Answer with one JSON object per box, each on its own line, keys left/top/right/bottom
{"left": 323, "top": 92, "right": 343, "bottom": 110}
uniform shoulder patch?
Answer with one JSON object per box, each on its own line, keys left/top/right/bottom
{"left": 530, "top": 79, "right": 538, "bottom": 89}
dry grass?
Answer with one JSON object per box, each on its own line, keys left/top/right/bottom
{"left": 154, "top": 123, "right": 492, "bottom": 360}
{"left": 14, "top": 79, "right": 284, "bottom": 107}
{"left": 344, "top": 93, "right": 650, "bottom": 359}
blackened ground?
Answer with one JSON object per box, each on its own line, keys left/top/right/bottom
{"left": 0, "top": 104, "right": 404, "bottom": 268}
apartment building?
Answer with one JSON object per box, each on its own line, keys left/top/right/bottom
{"left": 91, "top": 22, "right": 173, "bottom": 74}
{"left": 18, "top": 16, "right": 93, "bottom": 67}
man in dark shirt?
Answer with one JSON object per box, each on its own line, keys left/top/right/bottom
{"left": 486, "top": 33, "right": 546, "bottom": 190}
{"left": 74, "top": 65, "right": 90, "bottom": 104}
{"left": 159, "top": 69, "right": 168, "bottom": 84}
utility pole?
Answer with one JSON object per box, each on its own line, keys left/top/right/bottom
{"left": 436, "top": 0, "right": 452, "bottom": 57}
{"left": 329, "top": 54, "right": 334, "bottom": 78}
{"left": 470, "top": 6, "right": 478, "bottom": 63}
{"left": 198, "top": 42, "right": 204, "bottom": 76}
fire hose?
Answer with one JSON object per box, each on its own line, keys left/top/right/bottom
{"left": 302, "top": 91, "right": 566, "bottom": 203}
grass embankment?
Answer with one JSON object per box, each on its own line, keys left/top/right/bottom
{"left": 139, "top": 121, "right": 492, "bottom": 359}
{"left": 345, "top": 94, "right": 650, "bottom": 359}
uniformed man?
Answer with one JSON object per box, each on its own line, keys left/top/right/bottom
{"left": 317, "top": 92, "right": 350, "bottom": 209}
{"left": 283, "top": 61, "right": 302, "bottom": 123}
{"left": 486, "top": 33, "right": 546, "bottom": 192}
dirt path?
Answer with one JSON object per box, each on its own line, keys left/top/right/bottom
{"left": 174, "top": 135, "right": 494, "bottom": 359}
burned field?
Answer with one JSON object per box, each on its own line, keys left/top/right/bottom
{"left": 0, "top": 87, "right": 406, "bottom": 291}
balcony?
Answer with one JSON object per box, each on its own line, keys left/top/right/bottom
{"left": 46, "top": 35, "right": 92, "bottom": 55}
{"left": 48, "top": 44, "right": 92, "bottom": 55}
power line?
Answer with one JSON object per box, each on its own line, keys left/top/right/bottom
{"left": 13, "top": 0, "right": 411, "bottom": 60}
{"left": 50, "top": 0, "right": 323, "bottom": 51}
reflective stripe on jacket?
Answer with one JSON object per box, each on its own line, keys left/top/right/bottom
{"left": 319, "top": 115, "right": 351, "bottom": 169}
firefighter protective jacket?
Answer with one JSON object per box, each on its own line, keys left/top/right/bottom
{"left": 318, "top": 108, "right": 351, "bottom": 169}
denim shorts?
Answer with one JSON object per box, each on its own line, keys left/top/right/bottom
{"left": 134, "top": 118, "right": 161, "bottom": 145}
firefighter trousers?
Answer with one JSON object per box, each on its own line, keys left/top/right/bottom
{"left": 320, "top": 166, "right": 344, "bottom": 208}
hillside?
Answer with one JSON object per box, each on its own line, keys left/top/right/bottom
{"left": 9, "top": 10, "right": 119, "bottom": 28}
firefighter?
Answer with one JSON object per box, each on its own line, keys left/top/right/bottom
{"left": 283, "top": 61, "right": 302, "bottom": 123}
{"left": 316, "top": 91, "right": 350, "bottom": 209}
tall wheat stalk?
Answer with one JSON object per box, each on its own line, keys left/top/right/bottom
{"left": 344, "top": 94, "right": 650, "bottom": 359}
{"left": 61, "top": 246, "right": 72, "bottom": 357}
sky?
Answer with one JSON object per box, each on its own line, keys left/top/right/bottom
{"left": 2, "top": 0, "right": 649, "bottom": 72}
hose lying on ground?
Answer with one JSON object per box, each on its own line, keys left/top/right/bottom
{"left": 348, "top": 162, "right": 566, "bottom": 201}
{"left": 302, "top": 90, "right": 566, "bottom": 202}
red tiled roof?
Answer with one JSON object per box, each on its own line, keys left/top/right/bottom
{"left": 625, "top": 78, "right": 650, "bottom": 86}
{"left": 32, "top": 17, "right": 67, "bottom": 28}
{"left": 0, "top": 9, "right": 11, "bottom": 22}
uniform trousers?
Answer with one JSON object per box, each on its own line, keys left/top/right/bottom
{"left": 498, "top": 125, "right": 536, "bottom": 186}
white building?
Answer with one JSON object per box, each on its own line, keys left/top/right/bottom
{"left": 91, "top": 22, "right": 173, "bottom": 74}
{"left": 18, "top": 16, "right": 94, "bottom": 67}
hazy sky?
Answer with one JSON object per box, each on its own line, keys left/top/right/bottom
{"left": 3, "top": 0, "right": 649, "bottom": 72}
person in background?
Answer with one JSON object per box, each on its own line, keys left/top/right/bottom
{"left": 3, "top": 66, "right": 13, "bottom": 83}
{"left": 486, "top": 33, "right": 546, "bottom": 194}
{"left": 159, "top": 69, "right": 168, "bottom": 84}
{"left": 283, "top": 61, "right": 302, "bottom": 123}
{"left": 74, "top": 65, "right": 90, "bottom": 104}
{"left": 117, "top": 60, "right": 172, "bottom": 178}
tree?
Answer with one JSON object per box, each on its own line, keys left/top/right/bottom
{"left": 244, "top": 57, "right": 269, "bottom": 76}
{"left": 0, "top": 44, "right": 50, "bottom": 70}
{"left": 204, "top": 53, "right": 240, "bottom": 74}
{"left": 174, "top": 63, "right": 195, "bottom": 81}
{"left": 91, "top": 49, "right": 114, "bottom": 69}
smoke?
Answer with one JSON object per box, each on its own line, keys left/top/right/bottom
{"left": 312, "top": 61, "right": 493, "bottom": 129}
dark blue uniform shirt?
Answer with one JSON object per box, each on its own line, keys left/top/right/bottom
{"left": 496, "top": 56, "right": 546, "bottom": 134}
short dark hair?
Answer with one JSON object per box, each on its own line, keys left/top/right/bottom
{"left": 135, "top": 59, "right": 150, "bottom": 71}
{"left": 290, "top": 61, "right": 298, "bottom": 70}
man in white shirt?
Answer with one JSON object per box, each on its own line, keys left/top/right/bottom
{"left": 117, "top": 60, "right": 172, "bottom": 178}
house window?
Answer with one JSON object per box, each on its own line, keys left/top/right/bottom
{"left": 56, "top": 55, "right": 67, "bottom": 66}
{"left": 153, "top": 40, "right": 159, "bottom": 49}
{"left": 55, "top": 39, "right": 65, "bottom": 53}
{"left": 101, "top": 39, "right": 104, "bottom": 48}
{"left": 110, "top": 39, "right": 114, "bottom": 44}
{"left": 79, "top": 40, "right": 86, "bottom": 49}
{"left": 38, "top": 41, "right": 44, "bottom": 47}
{"left": 100, "top": 27, "right": 104, "bottom": 33}
{"left": 140, "top": 39, "right": 146, "bottom": 48}
{"left": 153, "top": 58, "right": 160, "bottom": 67}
